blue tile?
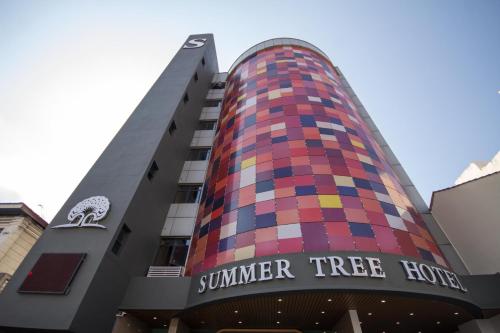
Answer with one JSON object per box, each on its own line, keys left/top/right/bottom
{"left": 319, "top": 128, "right": 335, "bottom": 135}
{"left": 349, "top": 222, "right": 374, "bottom": 238}
{"left": 256, "top": 213, "right": 277, "bottom": 229}
{"left": 306, "top": 139, "right": 323, "bottom": 147}
{"left": 219, "top": 236, "right": 236, "bottom": 251}
{"left": 353, "top": 178, "right": 372, "bottom": 190}
{"left": 380, "top": 202, "right": 399, "bottom": 216}
{"left": 237, "top": 204, "right": 255, "bottom": 234}
{"left": 199, "top": 223, "right": 209, "bottom": 238}
{"left": 321, "top": 98, "right": 334, "bottom": 108}
{"left": 272, "top": 136, "right": 288, "bottom": 144}
{"left": 370, "top": 181, "right": 388, "bottom": 194}
{"left": 362, "top": 162, "right": 378, "bottom": 174}
{"left": 338, "top": 186, "right": 358, "bottom": 197}
{"left": 296, "top": 185, "right": 317, "bottom": 196}
{"left": 300, "top": 115, "right": 316, "bottom": 127}
{"left": 245, "top": 114, "right": 256, "bottom": 127}
{"left": 256, "top": 180, "right": 274, "bottom": 193}
{"left": 270, "top": 106, "right": 283, "bottom": 113}
{"left": 275, "top": 167, "right": 293, "bottom": 178}
{"left": 418, "top": 248, "right": 435, "bottom": 263}
{"left": 209, "top": 217, "right": 222, "bottom": 231}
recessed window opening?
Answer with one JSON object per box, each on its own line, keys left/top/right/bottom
{"left": 188, "top": 148, "right": 211, "bottom": 161}
{"left": 183, "top": 93, "right": 189, "bottom": 104}
{"left": 112, "top": 224, "right": 131, "bottom": 255}
{"left": 211, "top": 82, "right": 226, "bottom": 89}
{"left": 147, "top": 160, "right": 159, "bottom": 181}
{"left": 201, "top": 57, "right": 205, "bottom": 66}
{"left": 174, "top": 185, "right": 202, "bottom": 203}
{"left": 197, "top": 120, "right": 217, "bottom": 130}
{"left": 204, "top": 99, "right": 221, "bottom": 107}
{"left": 153, "top": 237, "right": 191, "bottom": 266}
{"left": 194, "top": 72, "right": 199, "bottom": 82}
{"left": 168, "top": 121, "right": 177, "bottom": 135}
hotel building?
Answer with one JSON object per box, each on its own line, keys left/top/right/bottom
{"left": 0, "top": 34, "right": 498, "bottom": 333}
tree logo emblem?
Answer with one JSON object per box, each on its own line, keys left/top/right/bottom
{"left": 51, "top": 196, "right": 110, "bottom": 229}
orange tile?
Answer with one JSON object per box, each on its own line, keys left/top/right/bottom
{"left": 275, "top": 186, "right": 295, "bottom": 198}
{"left": 276, "top": 209, "right": 299, "bottom": 225}
{"left": 238, "top": 184, "right": 256, "bottom": 207}
{"left": 256, "top": 227, "right": 277, "bottom": 243}
{"left": 344, "top": 208, "right": 369, "bottom": 223}
{"left": 361, "top": 198, "right": 383, "bottom": 213}
{"left": 311, "top": 164, "right": 332, "bottom": 174}
{"left": 297, "top": 195, "right": 320, "bottom": 208}
{"left": 410, "top": 234, "right": 429, "bottom": 250}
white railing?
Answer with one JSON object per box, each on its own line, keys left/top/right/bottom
{"left": 147, "top": 266, "right": 184, "bottom": 277}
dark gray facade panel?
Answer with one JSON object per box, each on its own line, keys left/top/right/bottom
{"left": 460, "top": 274, "right": 500, "bottom": 311}
{"left": 185, "top": 252, "right": 477, "bottom": 312}
{"left": 119, "top": 252, "right": 497, "bottom": 319}
{"left": 0, "top": 34, "right": 218, "bottom": 333}
{"left": 120, "top": 277, "right": 191, "bottom": 310}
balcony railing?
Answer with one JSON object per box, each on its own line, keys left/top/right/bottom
{"left": 146, "top": 266, "right": 184, "bottom": 278}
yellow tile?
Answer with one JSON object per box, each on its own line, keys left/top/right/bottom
{"left": 241, "top": 156, "right": 256, "bottom": 169}
{"left": 235, "top": 245, "right": 255, "bottom": 261}
{"left": 334, "top": 175, "right": 355, "bottom": 187}
{"left": 351, "top": 140, "right": 365, "bottom": 149}
{"left": 237, "top": 94, "right": 247, "bottom": 102}
{"left": 257, "top": 61, "right": 266, "bottom": 68}
{"left": 318, "top": 195, "right": 342, "bottom": 208}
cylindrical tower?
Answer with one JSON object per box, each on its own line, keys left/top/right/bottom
{"left": 186, "top": 39, "right": 446, "bottom": 276}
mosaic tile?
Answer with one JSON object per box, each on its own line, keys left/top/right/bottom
{"left": 185, "top": 45, "right": 447, "bottom": 275}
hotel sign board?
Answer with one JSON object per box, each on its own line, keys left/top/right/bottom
{"left": 196, "top": 254, "right": 467, "bottom": 294}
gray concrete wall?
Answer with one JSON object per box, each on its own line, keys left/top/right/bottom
{"left": 431, "top": 173, "right": 500, "bottom": 275}
{"left": 0, "top": 34, "right": 218, "bottom": 333}
{"left": 458, "top": 314, "right": 500, "bottom": 333}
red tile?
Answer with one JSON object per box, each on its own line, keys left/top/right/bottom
{"left": 278, "top": 238, "right": 303, "bottom": 254}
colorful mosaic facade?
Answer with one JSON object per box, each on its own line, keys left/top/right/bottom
{"left": 186, "top": 45, "right": 446, "bottom": 275}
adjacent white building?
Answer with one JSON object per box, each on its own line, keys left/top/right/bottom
{"left": 0, "top": 203, "right": 47, "bottom": 291}
{"left": 431, "top": 152, "right": 500, "bottom": 275}
{"left": 455, "top": 151, "right": 500, "bottom": 185}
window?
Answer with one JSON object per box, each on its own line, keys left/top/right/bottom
{"left": 187, "top": 148, "right": 211, "bottom": 161}
{"left": 112, "top": 224, "right": 131, "bottom": 255}
{"left": 174, "top": 185, "right": 202, "bottom": 203}
{"left": 0, "top": 228, "right": 3, "bottom": 234}
{"left": 194, "top": 72, "right": 198, "bottom": 82}
{"left": 197, "top": 120, "right": 217, "bottom": 130}
{"left": 201, "top": 57, "right": 205, "bottom": 66}
{"left": 211, "top": 81, "right": 226, "bottom": 89}
{"left": 183, "top": 93, "right": 189, "bottom": 104}
{"left": 204, "top": 99, "right": 221, "bottom": 107}
{"left": 153, "top": 238, "right": 191, "bottom": 266}
{"left": 147, "top": 161, "right": 159, "bottom": 181}
{"left": 168, "top": 121, "right": 177, "bottom": 135}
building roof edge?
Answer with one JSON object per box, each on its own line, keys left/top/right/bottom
{"left": 0, "top": 202, "right": 48, "bottom": 228}
{"left": 429, "top": 170, "right": 500, "bottom": 211}
{"left": 228, "top": 37, "right": 331, "bottom": 75}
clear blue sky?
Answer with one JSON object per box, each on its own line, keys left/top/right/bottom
{"left": 0, "top": 0, "right": 499, "bottom": 220}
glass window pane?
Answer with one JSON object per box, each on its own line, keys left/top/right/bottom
{"left": 197, "top": 121, "right": 217, "bottom": 130}
{"left": 174, "top": 186, "right": 202, "bottom": 203}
